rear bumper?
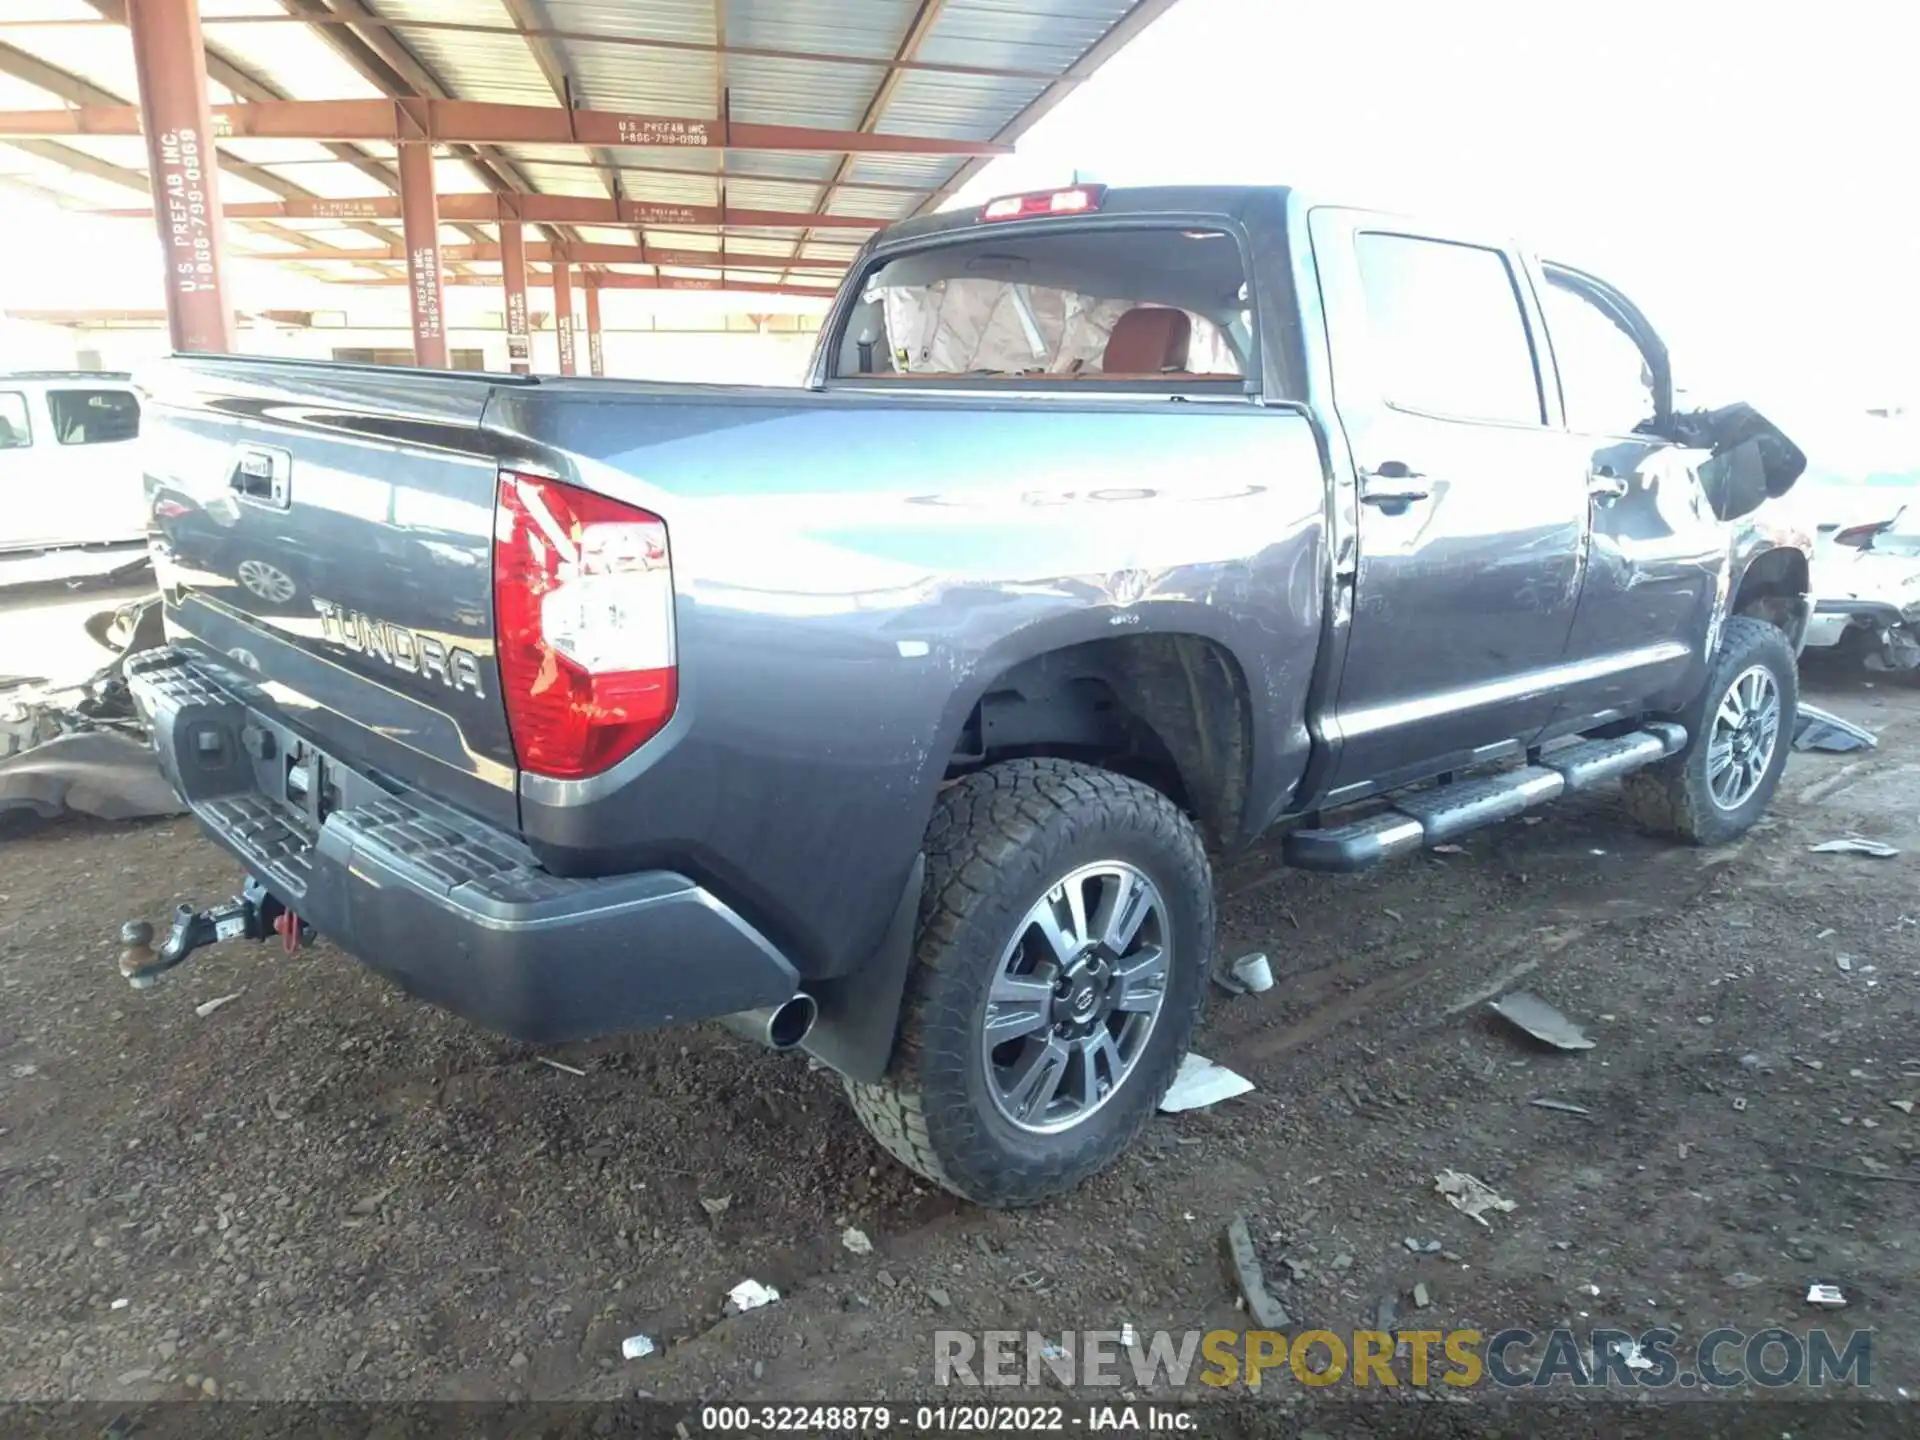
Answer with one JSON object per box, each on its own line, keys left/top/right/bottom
{"left": 124, "top": 648, "right": 799, "bottom": 1043}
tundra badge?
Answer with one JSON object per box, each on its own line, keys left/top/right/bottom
{"left": 313, "top": 598, "right": 485, "bottom": 696}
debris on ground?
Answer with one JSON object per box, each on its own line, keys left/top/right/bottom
{"left": 725, "top": 1279, "right": 779, "bottom": 1314}
{"left": 1212, "top": 951, "right": 1274, "bottom": 996}
{"left": 1836, "top": 954, "right": 1855, "bottom": 973}
{"left": 1610, "top": 1337, "right": 1655, "bottom": 1371}
{"left": 1530, "top": 1098, "right": 1593, "bottom": 1116}
{"left": 620, "top": 1334, "right": 657, "bottom": 1361}
{"left": 1403, "top": 1237, "right": 1442, "bottom": 1254}
{"left": 1159, "top": 1052, "right": 1255, "bottom": 1112}
{"left": 1435, "top": 1169, "right": 1517, "bottom": 1228}
{"left": 1223, "top": 1216, "right": 1290, "bottom": 1329}
{"left": 193, "top": 992, "right": 241, "bottom": 1019}
{"left": 1230, "top": 952, "right": 1273, "bottom": 993}
{"left": 1794, "top": 705, "right": 1879, "bottom": 754}
{"left": 1809, "top": 838, "right": 1901, "bottom": 858}
{"left": 536, "top": 1057, "right": 586, "bottom": 1077}
{"left": 1432, "top": 844, "right": 1467, "bottom": 856}
{"left": 699, "top": 1195, "right": 732, "bottom": 1219}
{"left": 1807, "top": 1284, "right": 1847, "bottom": 1307}
{"left": 1724, "top": 1271, "right": 1763, "bottom": 1290}
{"left": 1489, "top": 991, "right": 1596, "bottom": 1051}
{"left": 0, "top": 595, "right": 177, "bottom": 822}
{"left": 1891, "top": 1100, "right": 1915, "bottom": 1115}
{"left": 841, "top": 1227, "right": 873, "bottom": 1256}
{"left": 1412, "top": 1282, "right": 1431, "bottom": 1309}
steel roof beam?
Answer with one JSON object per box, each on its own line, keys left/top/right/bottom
{"left": 86, "top": 194, "right": 890, "bottom": 229}
{"left": 238, "top": 241, "right": 848, "bottom": 270}
{"left": 331, "top": 271, "right": 835, "bottom": 296}
{"left": 784, "top": 0, "right": 948, "bottom": 284}
{"left": 0, "top": 14, "right": 1082, "bottom": 87}
{"left": 0, "top": 37, "right": 401, "bottom": 272}
{"left": 0, "top": 98, "right": 1008, "bottom": 153}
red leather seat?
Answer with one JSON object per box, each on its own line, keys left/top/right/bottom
{"left": 1101, "top": 307, "right": 1192, "bottom": 373}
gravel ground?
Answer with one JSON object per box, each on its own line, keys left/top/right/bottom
{"left": 3, "top": 587, "right": 1918, "bottom": 1425}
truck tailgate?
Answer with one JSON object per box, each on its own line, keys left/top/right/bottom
{"left": 139, "top": 357, "right": 518, "bottom": 828}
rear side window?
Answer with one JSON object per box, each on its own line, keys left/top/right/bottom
{"left": 1540, "top": 278, "right": 1658, "bottom": 436}
{"left": 832, "top": 226, "right": 1252, "bottom": 385}
{"left": 47, "top": 389, "right": 140, "bottom": 446}
{"left": 1354, "top": 233, "right": 1544, "bottom": 426}
{"left": 0, "top": 391, "right": 29, "bottom": 450}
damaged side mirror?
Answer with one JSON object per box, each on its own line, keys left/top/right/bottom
{"left": 1674, "top": 402, "right": 1808, "bottom": 521}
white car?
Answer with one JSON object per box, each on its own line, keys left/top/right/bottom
{"left": 1801, "top": 498, "right": 1920, "bottom": 673}
{"left": 0, "top": 372, "right": 148, "bottom": 555}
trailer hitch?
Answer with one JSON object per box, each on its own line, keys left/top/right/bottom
{"left": 117, "top": 877, "right": 312, "bottom": 988}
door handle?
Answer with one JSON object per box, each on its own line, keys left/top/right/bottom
{"left": 1359, "top": 463, "right": 1432, "bottom": 511}
{"left": 1587, "top": 469, "right": 1630, "bottom": 503}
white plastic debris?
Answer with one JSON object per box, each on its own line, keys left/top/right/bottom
{"left": 1229, "top": 952, "right": 1274, "bottom": 993}
{"left": 727, "top": 1279, "right": 780, "bottom": 1313}
{"left": 1610, "top": 1338, "right": 1654, "bottom": 1372}
{"left": 1807, "top": 1284, "right": 1847, "bottom": 1307}
{"left": 1432, "top": 843, "right": 1467, "bottom": 856}
{"left": 1810, "top": 838, "right": 1900, "bottom": 858}
{"left": 1158, "top": 1052, "right": 1255, "bottom": 1112}
{"left": 1490, "top": 991, "right": 1595, "bottom": 1051}
{"left": 537, "top": 1056, "right": 586, "bottom": 1077}
{"left": 110, "top": 1297, "right": 130, "bottom": 1310}
{"left": 194, "top": 992, "right": 241, "bottom": 1018}
{"left": 1836, "top": 954, "right": 1854, "bottom": 973}
{"left": 620, "top": 1334, "right": 657, "bottom": 1360}
{"left": 841, "top": 1226, "right": 873, "bottom": 1256}
{"left": 1434, "top": 1169, "right": 1517, "bottom": 1228}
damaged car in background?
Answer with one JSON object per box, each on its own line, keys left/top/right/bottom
{"left": 1802, "top": 502, "right": 1920, "bottom": 675}
{"left": 0, "top": 594, "right": 180, "bottom": 822}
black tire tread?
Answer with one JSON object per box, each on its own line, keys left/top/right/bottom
{"left": 845, "top": 757, "right": 1212, "bottom": 1206}
{"left": 1621, "top": 615, "right": 1798, "bottom": 845}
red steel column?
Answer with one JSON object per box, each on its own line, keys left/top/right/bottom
{"left": 126, "top": 0, "right": 233, "bottom": 353}
{"left": 553, "top": 259, "right": 577, "bottom": 375}
{"left": 584, "top": 280, "right": 605, "bottom": 377}
{"left": 397, "top": 143, "right": 447, "bottom": 368}
{"left": 500, "top": 218, "right": 531, "bottom": 374}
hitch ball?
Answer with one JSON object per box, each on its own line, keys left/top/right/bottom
{"left": 119, "top": 920, "right": 159, "bottom": 989}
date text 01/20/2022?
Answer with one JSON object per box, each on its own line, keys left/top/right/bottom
{"left": 697, "top": 1405, "right": 1195, "bottom": 1432}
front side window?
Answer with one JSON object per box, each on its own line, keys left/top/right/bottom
{"left": 47, "top": 389, "right": 140, "bottom": 446}
{"left": 833, "top": 227, "right": 1250, "bottom": 384}
{"left": 1541, "top": 278, "right": 1658, "bottom": 436}
{"left": 1354, "top": 232, "right": 1544, "bottom": 425}
{"left": 0, "top": 391, "right": 29, "bottom": 450}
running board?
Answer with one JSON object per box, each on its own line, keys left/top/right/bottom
{"left": 1283, "top": 723, "right": 1688, "bottom": 873}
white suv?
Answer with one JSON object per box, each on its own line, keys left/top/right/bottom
{"left": 0, "top": 372, "right": 146, "bottom": 554}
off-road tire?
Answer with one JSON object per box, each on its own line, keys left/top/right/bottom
{"left": 1621, "top": 616, "right": 1798, "bottom": 845}
{"left": 845, "top": 758, "right": 1213, "bottom": 1207}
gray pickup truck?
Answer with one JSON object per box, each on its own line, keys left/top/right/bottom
{"left": 124, "top": 184, "right": 1810, "bottom": 1206}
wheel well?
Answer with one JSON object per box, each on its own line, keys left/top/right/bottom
{"left": 1733, "top": 547, "right": 1812, "bottom": 646}
{"left": 950, "top": 635, "right": 1254, "bottom": 843}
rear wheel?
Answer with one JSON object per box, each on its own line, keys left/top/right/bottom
{"left": 845, "top": 758, "right": 1212, "bottom": 1207}
{"left": 1622, "top": 616, "right": 1797, "bottom": 845}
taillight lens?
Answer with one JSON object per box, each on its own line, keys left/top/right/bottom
{"left": 493, "top": 470, "right": 677, "bottom": 779}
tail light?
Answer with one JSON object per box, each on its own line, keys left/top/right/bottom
{"left": 493, "top": 470, "right": 677, "bottom": 779}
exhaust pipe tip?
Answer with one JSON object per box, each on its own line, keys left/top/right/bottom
{"left": 720, "top": 994, "right": 818, "bottom": 1051}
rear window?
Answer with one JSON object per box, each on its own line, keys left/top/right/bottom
{"left": 831, "top": 226, "right": 1253, "bottom": 386}
{"left": 47, "top": 388, "right": 140, "bottom": 446}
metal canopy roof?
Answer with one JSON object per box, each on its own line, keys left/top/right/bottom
{"left": 0, "top": 0, "right": 1178, "bottom": 296}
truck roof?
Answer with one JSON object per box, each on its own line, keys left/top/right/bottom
{"left": 0, "top": 370, "right": 134, "bottom": 383}
{"left": 872, "top": 184, "right": 1294, "bottom": 251}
